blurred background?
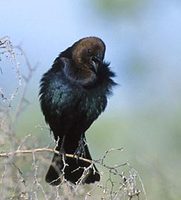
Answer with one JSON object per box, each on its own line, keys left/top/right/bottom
{"left": 1, "top": 0, "right": 181, "bottom": 199}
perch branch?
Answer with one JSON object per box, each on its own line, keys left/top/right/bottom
{"left": 0, "top": 148, "right": 92, "bottom": 164}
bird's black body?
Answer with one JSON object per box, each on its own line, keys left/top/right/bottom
{"left": 39, "top": 37, "right": 116, "bottom": 185}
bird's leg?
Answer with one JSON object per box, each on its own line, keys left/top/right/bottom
{"left": 56, "top": 135, "right": 66, "bottom": 157}
{"left": 74, "top": 135, "right": 86, "bottom": 159}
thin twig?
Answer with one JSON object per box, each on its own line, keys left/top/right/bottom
{"left": 0, "top": 148, "right": 93, "bottom": 164}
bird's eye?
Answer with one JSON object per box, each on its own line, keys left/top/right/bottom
{"left": 87, "top": 49, "right": 92, "bottom": 54}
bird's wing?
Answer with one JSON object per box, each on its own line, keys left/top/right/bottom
{"left": 39, "top": 59, "right": 81, "bottom": 123}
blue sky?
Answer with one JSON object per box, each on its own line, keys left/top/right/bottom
{"left": 1, "top": 0, "right": 181, "bottom": 110}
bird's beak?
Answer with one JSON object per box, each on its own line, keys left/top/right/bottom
{"left": 90, "top": 56, "right": 102, "bottom": 73}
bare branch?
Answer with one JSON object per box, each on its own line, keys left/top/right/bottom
{"left": 0, "top": 36, "right": 22, "bottom": 105}
{"left": 0, "top": 148, "right": 93, "bottom": 164}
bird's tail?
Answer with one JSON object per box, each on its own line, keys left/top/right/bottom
{"left": 45, "top": 138, "right": 100, "bottom": 185}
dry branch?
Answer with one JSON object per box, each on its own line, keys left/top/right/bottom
{"left": 0, "top": 148, "right": 92, "bottom": 164}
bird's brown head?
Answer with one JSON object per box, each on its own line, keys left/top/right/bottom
{"left": 60, "top": 37, "right": 110, "bottom": 87}
{"left": 71, "top": 37, "right": 106, "bottom": 74}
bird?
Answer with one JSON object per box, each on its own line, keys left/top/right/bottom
{"left": 39, "top": 36, "right": 116, "bottom": 186}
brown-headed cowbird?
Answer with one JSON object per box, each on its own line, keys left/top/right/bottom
{"left": 39, "top": 36, "right": 116, "bottom": 185}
